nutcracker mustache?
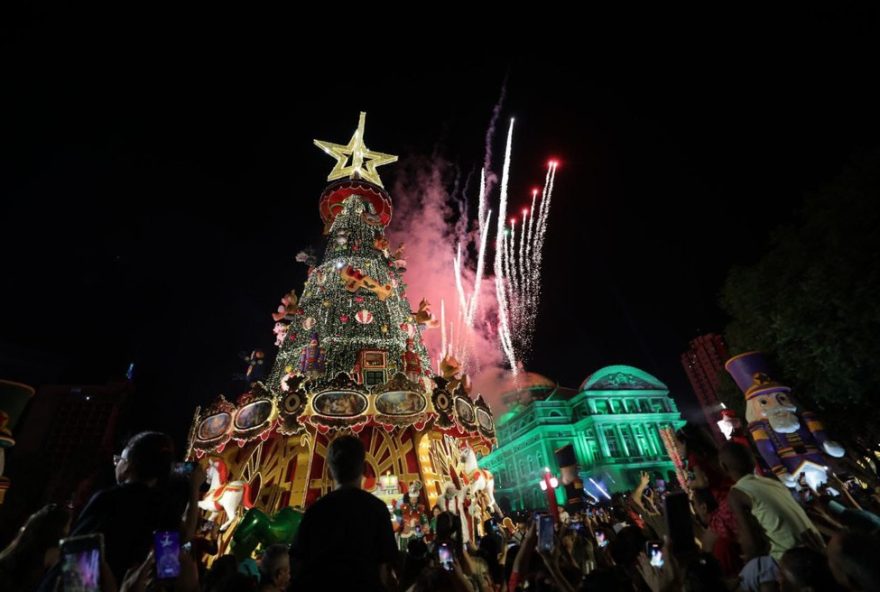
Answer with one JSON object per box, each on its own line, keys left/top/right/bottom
{"left": 765, "top": 407, "right": 800, "bottom": 433}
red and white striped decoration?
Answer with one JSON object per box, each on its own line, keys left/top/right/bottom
{"left": 355, "top": 309, "right": 374, "bottom": 324}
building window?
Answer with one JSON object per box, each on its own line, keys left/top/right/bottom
{"left": 595, "top": 400, "right": 610, "bottom": 414}
{"left": 586, "top": 438, "right": 600, "bottom": 461}
{"left": 650, "top": 399, "right": 668, "bottom": 413}
{"left": 634, "top": 425, "right": 651, "bottom": 456}
{"left": 364, "top": 370, "right": 385, "bottom": 386}
{"left": 621, "top": 427, "right": 636, "bottom": 457}
{"left": 640, "top": 400, "right": 651, "bottom": 413}
{"left": 604, "top": 428, "right": 620, "bottom": 457}
{"left": 609, "top": 399, "right": 621, "bottom": 414}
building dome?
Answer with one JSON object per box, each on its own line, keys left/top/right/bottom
{"left": 579, "top": 365, "right": 668, "bottom": 393}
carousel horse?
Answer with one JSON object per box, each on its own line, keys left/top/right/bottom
{"left": 458, "top": 442, "right": 499, "bottom": 515}
{"left": 197, "top": 458, "right": 255, "bottom": 531}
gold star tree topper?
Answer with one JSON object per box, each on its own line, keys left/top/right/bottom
{"left": 313, "top": 112, "right": 398, "bottom": 188}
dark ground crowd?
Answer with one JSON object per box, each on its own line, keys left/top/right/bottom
{"left": 2, "top": 426, "right": 880, "bottom": 592}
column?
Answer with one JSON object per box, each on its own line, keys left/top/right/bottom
{"left": 616, "top": 425, "right": 630, "bottom": 457}
{"left": 598, "top": 425, "right": 612, "bottom": 458}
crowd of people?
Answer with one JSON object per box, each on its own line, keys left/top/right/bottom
{"left": 2, "top": 425, "right": 880, "bottom": 591}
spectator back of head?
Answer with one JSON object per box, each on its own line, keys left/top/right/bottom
{"left": 124, "top": 431, "right": 174, "bottom": 482}
{"left": 327, "top": 435, "right": 365, "bottom": 485}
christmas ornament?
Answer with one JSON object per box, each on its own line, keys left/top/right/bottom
{"left": 295, "top": 249, "right": 317, "bottom": 268}
{"left": 302, "top": 317, "right": 316, "bottom": 330}
{"left": 273, "top": 322, "right": 288, "bottom": 347}
{"left": 339, "top": 265, "right": 392, "bottom": 301}
{"left": 313, "top": 112, "right": 398, "bottom": 188}
{"left": 400, "top": 322, "right": 416, "bottom": 338}
{"left": 271, "top": 290, "right": 298, "bottom": 322}
{"left": 298, "top": 333, "right": 326, "bottom": 379}
{"left": 374, "top": 235, "right": 391, "bottom": 256}
{"left": 412, "top": 298, "right": 440, "bottom": 329}
{"left": 340, "top": 314, "right": 350, "bottom": 324}
{"left": 355, "top": 309, "right": 374, "bottom": 324}
{"left": 402, "top": 339, "right": 423, "bottom": 384}
{"left": 380, "top": 324, "right": 388, "bottom": 334}
{"left": 354, "top": 296, "right": 364, "bottom": 303}
{"left": 322, "top": 299, "right": 332, "bottom": 307}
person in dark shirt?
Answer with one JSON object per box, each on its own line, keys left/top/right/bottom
{"left": 290, "top": 435, "right": 398, "bottom": 591}
{"left": 38, "top": 431, "right": 205, "bottom": 590}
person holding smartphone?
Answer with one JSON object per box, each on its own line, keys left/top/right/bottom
{"left": 37, "top": 431, "right": 205, "bottom": 591}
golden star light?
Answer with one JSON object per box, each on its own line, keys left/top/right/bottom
{"left": 313, "top": 112, "right": 398, "bottom": 188}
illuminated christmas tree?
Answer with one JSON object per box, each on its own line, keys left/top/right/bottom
{"left": 187, "top": 113, "right": 497, "bottom": 555}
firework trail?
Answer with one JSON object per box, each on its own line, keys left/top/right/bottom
{"left": 495, "top": 160, "right": 560, "bottom": 366}
{"left": 445, "top": 114, "right": 558, "bottom": 378}
{"left": 493, "top": 118, "right": 518, "bottom": 373}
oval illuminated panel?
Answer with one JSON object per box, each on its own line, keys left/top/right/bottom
{"left": 198, "top": 413, "right": 231, "bottom": 440}
{"left": 235, "top": 400, "right": 272, "bottom": 430}
{"left": 455, "top": 398, "right": 475, "bottom": 424}
{"left": 313, "top": 391, "right": 368, "bottom": 417}
{"left": 375, "top": 390, "right": 426, "bottom": 416}
{"left": 477, "top": 408, "right": 494, "bottom": 431}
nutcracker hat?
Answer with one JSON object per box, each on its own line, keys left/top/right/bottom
{"left": 724, "top": 351, "right": 790, "bottom": 402}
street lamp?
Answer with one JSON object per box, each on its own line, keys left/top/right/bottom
{"left": 539, "top": 467, "right": 560, "bottom": 523}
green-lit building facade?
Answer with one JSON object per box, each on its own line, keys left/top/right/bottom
{"left": 479, "top": 365, "right": 685, "bottom": 512}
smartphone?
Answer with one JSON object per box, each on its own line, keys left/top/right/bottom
{"left": 154, "top": 530, "right": 181, "bottom": 580}
{"left": 596, "top": 530, "right": 608, "bottom": 548}
{"left": 172, "top": 461, "right": 197, "bottom": 476}
{"left": 646, "top": 540, "right": 664, "bottom": 567}
{"left": 664, "top": 491, "right": 697, "bottom": 554}
{"left": 537, "top": 514, "right": 554, "bottom": 552}
{"left": 438, "top": 542, "right": 454, "bottom": 571}
{"left": 60, "top": 533, "right": 104, "bottom": 592}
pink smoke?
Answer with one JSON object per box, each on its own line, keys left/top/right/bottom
{"left": 388, "top": 157, "right": 510, "bottom": 411}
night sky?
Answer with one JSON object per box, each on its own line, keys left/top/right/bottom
{"left": 3, "top": 6, "right": 879, "bottom": 446}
